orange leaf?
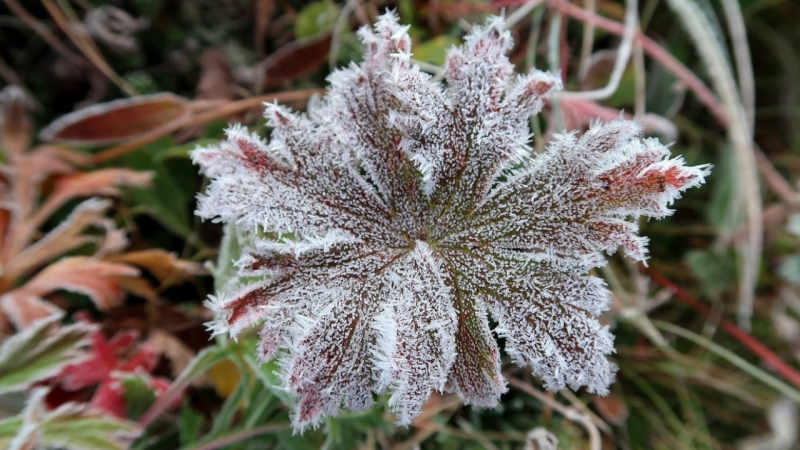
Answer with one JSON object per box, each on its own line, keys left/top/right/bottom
{"left": 106, "top": 249, "right": 206, "bottom": 288}
{"left": 39, "top": 93, "right": 189, "bottom": 146}
{"left": 8, "top": 199, "right": 115, "bottom": 283}
{"left": 0, "top": 257, "right": 139, "bottom": 328}
{"left": 0, "top": 294, "right": 61, "bottom": 330}
{"left": 32, "top": 169, "right": 152, "bottom": 229}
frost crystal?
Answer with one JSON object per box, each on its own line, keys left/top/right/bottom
{"left": 193, "top": 12, "right": 710, "bottom": 430}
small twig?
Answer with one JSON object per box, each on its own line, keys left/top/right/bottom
{"left": 4, "top": 0, "right": 79, "bottom": 60}
{"left": 506, "top": 374, "right": 601, "bottom": 450}
{"left": 557, "top": 0, "right": 637, "bottom": 101}
{"left": 330, "top": 0, "right": 359, "bottom": 71}
{"left": 720, "top": 0, "right": 755, "bottom": 132}
{"left": 41, "top": 0, "right": 137, "bottom": 96}
{"left": 577, "top": 0, "right": 596, "bottom": 80}
{"left": 504, "top": 0, "right": 546, "bottom": 29}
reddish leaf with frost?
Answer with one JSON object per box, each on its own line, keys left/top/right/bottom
{"left": 193, "top": 13, "right": 710, "bottom": 431}
{"left": 52, "top": 328, "right": 174, "bottom": 418}
{"left": 38, "top": 93, "right": 189, "bottom": 146}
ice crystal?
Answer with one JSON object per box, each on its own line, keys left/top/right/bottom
{"left": 193, "top": 12, "right": 710, "bottom": 430}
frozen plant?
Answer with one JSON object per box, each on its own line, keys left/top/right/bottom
{"left": 193, "top": 12, "right": 710, "bottom": 430}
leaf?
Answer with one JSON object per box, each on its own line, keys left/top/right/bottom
{"left": 33, "top": 169, "right": 153, "bottom": 228}
{"left": 294, "top": 1, "right": 339, "bottom": 38}
{"left": 105, "top": 249, "right": 206, "bottom": 288}
{"left": 120, "top": 375, "right": 159, "bottom": 420}
{"left": 143, "top": 329, "right": 198, "bottom": 377}
{"left": 414, "top": 35, "right": 460, "bottom": 66}
{"left": 209, "top": 358, "right": 241, "bottom": 399}
{"left": 1, "top": 257, "right": 139, "bottom": 328}
{"left": 684, "top": 249, "right": 737, "bottom": 298}
{"left": 0, "top": 314, "right": 95, "bottom": 394}
{"left": 39, "top": 93, "right": 189, "bottom": 147}
{"left": 214, "top": 222, "right": 246, "bottom": 293}
{"left": 262, "top": 33, "right": 332, "bottom": 87}
{"left": 178, "top": 403, "right": 203, "bottom": 445}
{"left": 0, "top": 416, "right": 23, "bottom": 449}
{"left": 592, "top": 393, "right": 629, "bottom": 426}
{"left": 6, "top": 387, "right": 140, "bottom": 450}
{"left": 6, "top": 199, "right": 117, "bottom": 287}
{"left": 121, "top": 140, "right": 195, "bottom": 238}
{"left": 194, "top": 12, "right": 710, "bottom": 431}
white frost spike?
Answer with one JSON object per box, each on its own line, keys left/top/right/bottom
{"left": 193, "top": 11, "right": 710, "bottom": 432}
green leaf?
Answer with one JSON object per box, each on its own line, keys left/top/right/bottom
{"left": 178, "top": 403, "right": 204, "bottom": 445}
{"left": 215, "top": 222, "right": 246, "bottom": 292}
{"left": 122, "top": 139, "right": 195, "bottom": 238}
{"left": 43, "top": 415, "right": 141, "bottom": 450}
{"left": 121, "top": 375, "right": 159, "bottom": 420}
{"left": 0, "top": 416, "right": 23, "bottom": 449}
{"left": 208, "top": 368, "right": 250, "bottom": 437}
{"left": 295, "top": 1, "right": 339, "bottom": 39}
{"left": 0, "top": 314, "right": 95, "bottom": 394}
{"left": 6, "top": 388, "right": 140, "bottom": 450}
{"left": 414, "top": 35, "right": 460, "bottom": 66}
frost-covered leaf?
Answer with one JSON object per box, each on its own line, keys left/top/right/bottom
{"left": 0, "top": 314, "right": 95, "bottom": 394}
{"left": 193, "top": 12, "right": 711, "bottom": 431}
{"left": 39, "top": 93, "right": 189, "bottom": 146}
{"left": 2, "top": 387, "right": 140, "bottom": 450}
{"left": 1, "top": 257, "right": 139, "bottom": 328}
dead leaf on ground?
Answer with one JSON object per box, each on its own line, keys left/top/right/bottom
{"left": 39, "top": 93, "right": 189, "bottom": 146}
{"left": 261, "top": 32, "right": 332, "bottom": 88}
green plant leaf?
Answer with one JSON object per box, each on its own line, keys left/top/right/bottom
{"left": 414, "top": 35, "right": 460, "bottom": 66}
{"left": 178, "top": 403, "right": 203, "bottom": 445}
{"left": 0, "top": 416, "right": 23, "bottom": 449}
{"left": 122, "top": 139, "right": 195, "bottom": 238}
{"left": 5, "top": 388, "right": 140, "bottom": 450}
{"left": 295, "top": 1, "right": 339, "bottom": 39}
{"left": 121, "top": 375, "right": 159, "bottom": 420}
{"left": 0, "top": 314, "right": 95, "bottom": 394}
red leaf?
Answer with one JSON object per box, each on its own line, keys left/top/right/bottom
{"left": 261, "top": 33, "right": 332, "bottom": 88}
{"left": 39, "top": 93, "right": 189, "bottom": 146}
